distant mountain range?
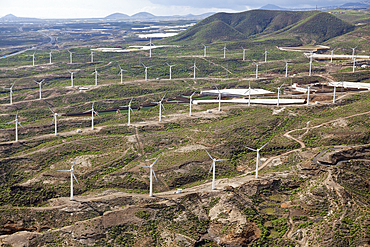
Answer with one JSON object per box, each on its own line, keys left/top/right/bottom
{"left": 259, "top": 1, "right": 370, "bottom": 11}
{"left": 0, "top": 12, "right": 215, "bottom": 22}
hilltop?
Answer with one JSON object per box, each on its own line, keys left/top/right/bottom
{"left": 166, "top": 10, "right": 355, "bottom": 44}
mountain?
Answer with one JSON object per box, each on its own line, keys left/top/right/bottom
{"left": 105, "top": 13, "right": 130, "bottom": 19}
{"left": 131, "top": 12, "right": 156, "bottom": 19}
{"left": 340, "top": 2, "right": 370, "bottom": 9}
{"left": 259, "top": 4, "right": 287, "bottom": 10}
{"left": 0, "top": 14, "right": 39, "bottom": 22}
{"left": 166, "top": 10, "right": 355, "bottom": 44}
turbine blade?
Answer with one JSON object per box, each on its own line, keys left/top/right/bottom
{"left": 245, "top": 146, "right": 257, "bottom": 152}
{"left": 15, "top": 111, "right": 19, "bottom": 119}
{"left": 129, "top": 97, "right": 133, "bottom": 104}
{"left": 152, "top": 169, "right": 158, "bottom": 181}
{"left": 161, "top": 103, "right": 165, "bottom": 111}
{"left": 205, "top": 149, "right": 213, "bottom": 160}
{"left": 216, "top": 159, "right": 229, "bottom": 161}
{"left": 72, "top": 172, "right": 79, "bottom": 184}
{"left": 151, "top": 155, "right": 161, "bottom": 167}
{"left": 83, "top": 110, "right": 92, "bottom": 113}
{"left": 18, "top": 122, "right": 24, "bottom": 129}
{"left": 71, "top": 158, "right": 77, "bottom": 169}
{"left": 137, "top": 165, "right": 150, "bottom": 168}
{"left": 57, "top": 170, "right": 70, "bottom": 172}
{"left": 208, "top": 164, "right": 213, "bottom": 174}
{"left": 260, "top": 142, "right": 269, "bottom": 150}
{"left": 94, "top": 111, "right": 100, "bottom": 117}
{"left": 161, "top": 93, "right": 166, "bottom": 102}
{"left": 48, "top": 106, "right": 55, "bottom": 114}
{"left": 191, "top": 91, "right": 196, "bottom": 97}
{"left": 7, "top": 120, "right": 16, "bottom": 124}
{"left": 130, "top": 108, "right": 134, "bottom": 114}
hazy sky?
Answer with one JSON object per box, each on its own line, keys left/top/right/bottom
{"left": 0, "top": 0, "right": 351, "bottom": 19}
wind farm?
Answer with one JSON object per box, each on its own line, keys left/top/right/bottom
{"left": 1, "top": 6, "right": 370, "bottom": 247}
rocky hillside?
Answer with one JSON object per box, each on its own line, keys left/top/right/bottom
{"left": 166, "top": 10, "right": 354, "bottom": 44}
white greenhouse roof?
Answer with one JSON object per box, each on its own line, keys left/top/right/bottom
{"left": 200, "top": 88, "right": 274, "bottom": 97}
{"left": 328, "top": 82, "right": 370, "bottom": 90}
{"left": 193, "top": 98, "right": 305, "bottom": 105}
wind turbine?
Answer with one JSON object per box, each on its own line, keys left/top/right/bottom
{"left": 284, "top": 59, "right": 290, "bottom": 77}
{"left": 146, "top": 37, "right": 154, "bottom": 58}
{"left": 202, "top": 44, "right": 208, "bottom": 57}
{"left": 152, "top": 94, "right": 166, "bottom": 122}
{"left": 308, "top": 52, "right": 313, "bottom": 76}
{"left": 32, "top": 52, "right": 36, "bottom": 66}
{"left": 244, "top": 81, "right": 252, "bottom": 107}
{"left": 92, "top": 66, "right": 99, "bottom": 86}
{"left": 67, "top": 50, "right": 74, "bottom": 64}
{"left": 137, "top": 155, "right": 161, "bottom": 197}
{"left": 332, "top": 83, "right": 339, "bottom": 103}
{"left": 142, "top": 63, "right": 152, "bottom": 81}
{"left": 252, "top": 61, "right": 260, "bottom": 79}
{"left": 5, "top": 82, "right": 15, "bottom": 105}
{"left": 245, "top": 142, "right": 268, "bottom": 179}
{"left": 190, "top": 60, "right": 199, "bottom": 79}
{"left": 350, "top": 46, "right": 357, "bottom": 59}
{"left": 330, "top": 48, "right": 336, "bottom": 63}
{"left": 166, "top": 62, "right": 176, "bottom": 80}
{"left": 274, "top": 83, "right": 284, "bottom": 107}
{"left": 89, "top": 51, "right": 94, "bottom": 63}
{"left": 49, "top": 51, "right": 53, "bottom": 64}
{"left": 205, "top": 150, "right": 228, "bottom": 190}
{"left": 307, "top": 85, "right": 311, "bottom": 105}
{"left": 242, "top": 47, "right": 248, "bottom": 61}
{"left": 34, "top": 79, "right": 45, "bottom": 100}
{"left": 222, "top": 44, "right": 228, "bottom": 59}
{"left": 49, "top": 107, "right": 65, "bottom": 136}
{"left": 83, "top": 101, "right": 99, "bottom": 130}
{"left": 118, "top": 64, "right": 127, "bottom": 84}
{"left": 57, "top": 158, "right": 79, "bottom": 201}
{"left": 263, "top": 48, "right": 269, "bottom": 63}
{"left": 67, "top": 70, "right": 77, "bottom": 87}
{"left": 189, "top": 91, "right": 196, "bottom": 117}
{"left": 7, "top": 111, "right": 24, "bottom": 142}
{"left": 215, "top": 86, "right": 222, "bottom": 111}
{"left": 120, "top": 98, "right": 134, "bottom": 126}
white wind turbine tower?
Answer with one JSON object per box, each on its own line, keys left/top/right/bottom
{"left": 118, "top": 65, "right": 127, "bottom": 84}
{"left": 147, "top": 37, "right": 154, "bottom": 58}
{"left": 152, "top": 94, "right": 166, "bottom": 122}
{"left": 202, "top": 44, "right": 208, "bottom": 57}
{"left": 274, "top": 83, "right": 284, "bottom": 107}
{"left": 308, "top": 52, "right": 313, "bottom": 76}
{"left": 222, "top": 44, "right": 228, "bottom": 59}
{"left": 245, "top": 142, "right": 268, "bottom": 179}
{"left": 49, "top": 51, "right": 53, "bottom": 64}
{"left": 166, "top": 62, "right": 176, "bottom": 80}
{"left": 49, "top": 107, "right": 65, "bottom": 136}
{"left": 5, "top": 82, "right": 15, "bottom": 105}
{"left": 57, "top": 158, "right": 79, "bottom": 201}
{"left": 352, "top": 55, "right": 357, "bottom": 73}
{"left": 89, "top": 51, "right": 94, "bottom": 63}
{"left": 330, "top": 48, "right": 336, "bottom": 63}
{"left": 34, "top": 79, "right": 45, "bottom": 100}
{"left": 190, "top": 60, "right": 199, "bottom": 79}
{"left": 120, "top": 98, "right": 134, "bottom": 126}
{"left": 332, "top": 83, "right": 339, "bottom": 104}
{"left": 350, "top": 46, "right": 357, "bottom": 59}
{"left": 137, "top": 155, "right": 161, "bottom": 197}
{"left": 252, "top": 61, "right": 260, "bottom": 79}
{"left": 284, "top": 59, "right": 291, "bottom": 77}
{"left": 205, "top": 150, "right": 228, "bottom": 190}
{"left": 7, "top": 111, "right": 24, "bottom": 142}
{"left": 189, "top": 91, "right": 196, "bottom": 117}
{"left": 263, "top": 48, "right": 269, "bottom": 63}
{"left": 242, "top": 47, "right": 248, "bottom": 61}
{"left": 32, "top": 52, "right": 36, "bottom": 66}
{"left": 306, "top": 85, "right": 311, "bottom": 105}
{"left": 142, "top": 63, "right": 152, "bottom": 81}
{"left": 83, "top": 101, "right": 99, "bottom": 130}
{"left": 92, "top": 66, "right": 100, "bottom": 85}
{"left": 67, "top": 70, "right": 77, "bottom": 87}
{"left": 215, "top": 86, "right": 222, "bottom": 111}
{"left": 67, "top": 50, "right": 74, "bottom": 64}
{"left": 244, "top": 81, "right": 252, "bottom": 107}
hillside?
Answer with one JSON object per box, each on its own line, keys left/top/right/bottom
{"left": 166, "top": 10, "right": 354, "bottom": 44}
